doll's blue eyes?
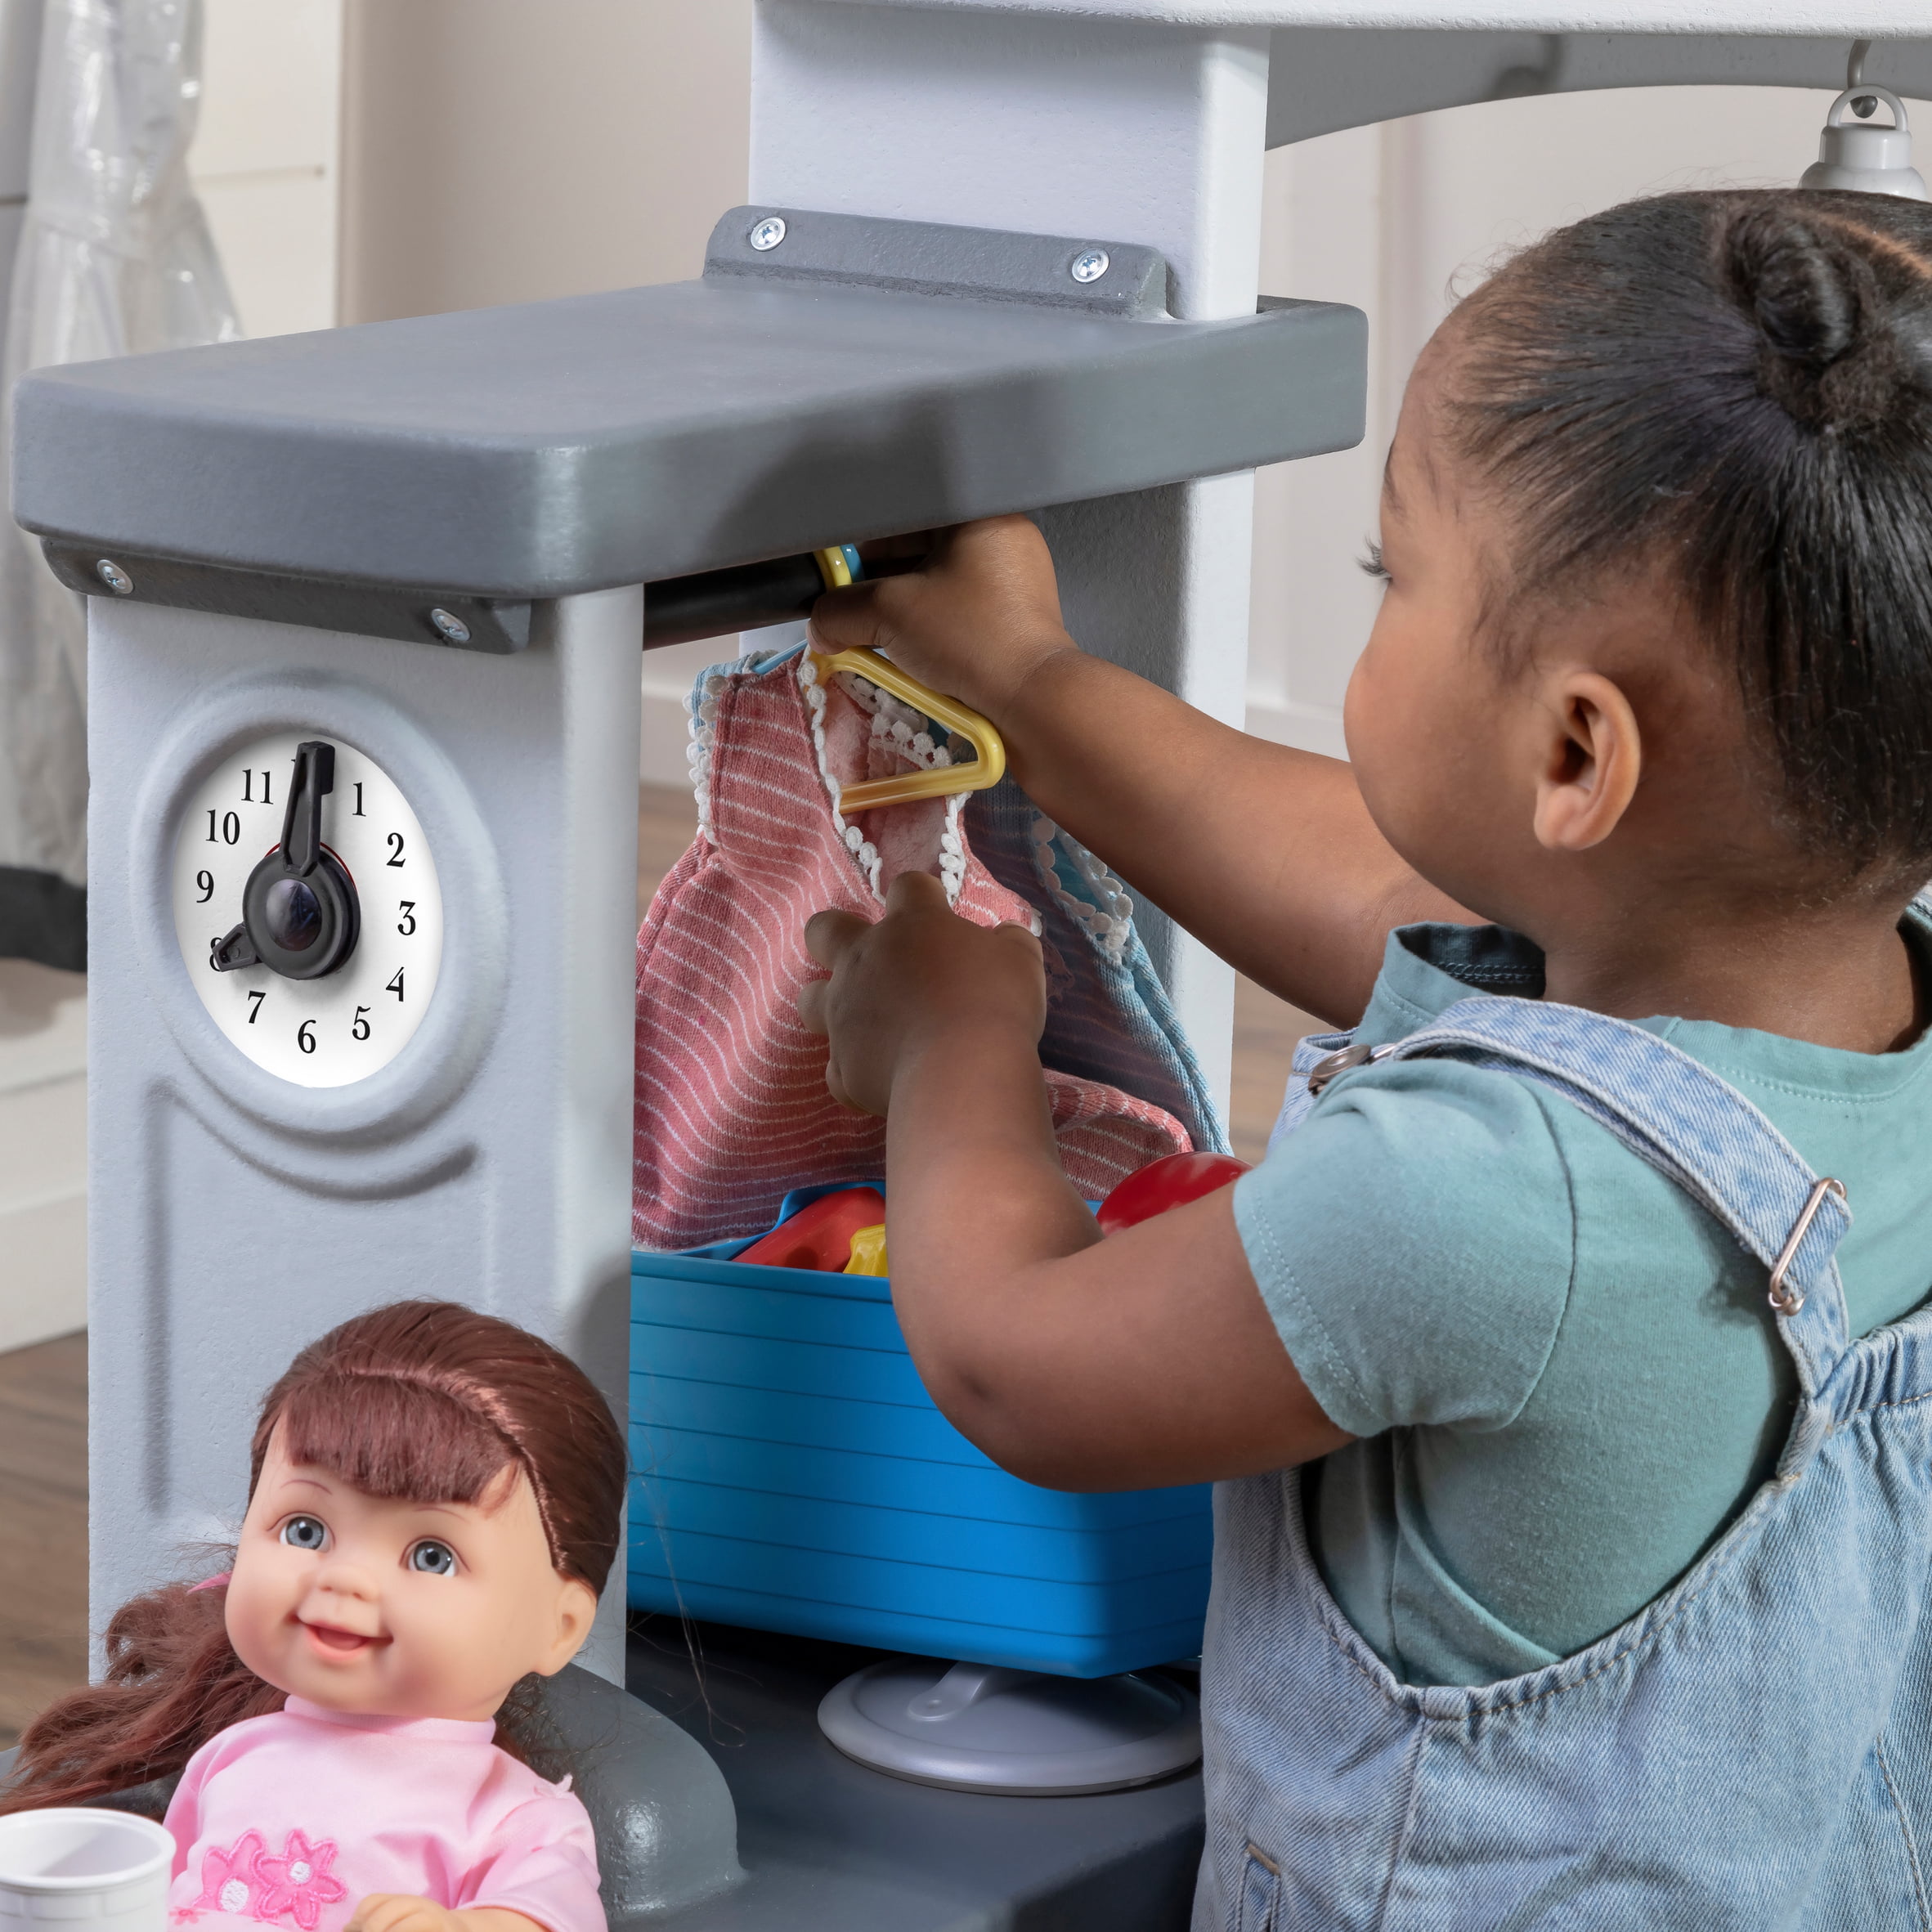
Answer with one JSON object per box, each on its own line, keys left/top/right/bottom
{"left": 276, "top": 1517, "right": 454, "bottom": 1571}
{"left": 281, "top": 1515, "right": 327, "bottom": 1551}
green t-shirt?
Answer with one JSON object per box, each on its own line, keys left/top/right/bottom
{"left": 1232, "top": 921, "right": 1932, "bottom": 1688}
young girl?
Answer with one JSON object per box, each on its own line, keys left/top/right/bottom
{"left": 800, "top": 189, "right": 1932, "bottom": 1925}
{"left": 2, "top": 1302, "right": 626, "bottom": 1932}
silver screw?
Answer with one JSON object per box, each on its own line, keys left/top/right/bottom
{"left": 748, "top": 215, "right": 787, "bottom": 252}
{"left": 428, "top": 607, "right": 471, "bottom": 645}
{"left": 1070, "top": 248, "right": 1109, "bottom": 285}
{"left": 96, "top": 558, "right": 132, "bottom": 594}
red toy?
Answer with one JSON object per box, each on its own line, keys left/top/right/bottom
{"left": 737, "top": 1187, "right": 888, "bottom": 1271}
{"left": 1096, "top": 1152, "right": 1250, "bottom": 1235}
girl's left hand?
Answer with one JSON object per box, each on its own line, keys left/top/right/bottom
{"left": 797, "top": 871, "right": 1047, "bottom": 1116}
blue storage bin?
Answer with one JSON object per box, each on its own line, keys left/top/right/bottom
{"left": 628, "top": 1226, "right": 1213, "bottom": 1678}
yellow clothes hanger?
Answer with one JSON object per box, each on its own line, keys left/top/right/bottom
{"left": 805, "top": 547, "right": 1007, "bottom": 813}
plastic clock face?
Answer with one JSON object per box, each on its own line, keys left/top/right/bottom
{"left": 173, "top": 733, "right": 444, "bottom": 1087}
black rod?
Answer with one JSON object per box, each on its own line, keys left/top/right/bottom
{"left": 642, "top": 552, "right": 831, "bottom": 650}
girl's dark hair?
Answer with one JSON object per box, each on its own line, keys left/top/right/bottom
{"left": 1, "top": 1302, "right": 625, "bottom": 1813}
{"left": 1446, "top": 187, "right": 1932, "bottom": 884}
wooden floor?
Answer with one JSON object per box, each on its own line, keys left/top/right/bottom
{"left": 0, "top": 1330, "right": 87, "bottom": 1748}
{"left": 0, "top": 786, "right": 1316, "bottom": 1746}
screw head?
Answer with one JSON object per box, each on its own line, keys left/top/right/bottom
{"left": 748, "top": 215, "right": 787, "bottom": 252}
{"left": 96, "top": 558, "right": 132, "bottom": 594}
{"left": 1070, "top": 248, "right": 1109, "bottom": 285}
{"left": 428, "top": 607, "right": 471, "bottom": 645}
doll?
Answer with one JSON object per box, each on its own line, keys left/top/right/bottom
{"left": 0, "top": 1301, "right": 627, "bottom": 1932}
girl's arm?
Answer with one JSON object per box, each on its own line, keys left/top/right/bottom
{"left": 800, "top": 874, "right": 1351, "bottom": 1486}
{"left": 812, "top": 516, "right": 1466, "bottom": 1026}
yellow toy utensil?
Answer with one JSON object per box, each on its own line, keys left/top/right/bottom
{"left": 805, "top": 643, "right": 1007, "bottom": 813}
{"left": 844, "top": 1223, "right": 890, "bottom": 1277}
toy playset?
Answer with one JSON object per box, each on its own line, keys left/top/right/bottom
{"left": 6, "top": 5, "right": 1929, "bottom": 1925}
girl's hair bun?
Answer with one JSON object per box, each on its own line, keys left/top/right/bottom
{"left": 1723, "top": 201, "right": 1922, "bottom": 427}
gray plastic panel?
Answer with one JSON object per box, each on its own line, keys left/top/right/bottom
{"left": 40, "top": 544, "right": 536, "bottom": 653}
{"left": 706, "top": 204, "right": 1170, "bottom": 316}
{"left": 627, "top": 1625, "right": 1204, "bottom": 1932}
{"left": 538, "top": 1665, "right": 743, "bottom": 1921}
{"left": 38, "top": 544, "right": 850, "bottom": 658}
{"left": 12, "top": 215, "right": 1364, "bottom": 603}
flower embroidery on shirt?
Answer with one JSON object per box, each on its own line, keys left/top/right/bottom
{"left": 190, "top": 1830, "right": 269, "bottom": 1918}
{"left": 251, "top": 1831, "right": 347, "bottom": 1931}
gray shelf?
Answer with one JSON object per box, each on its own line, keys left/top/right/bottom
{"left": 11, "top": 207, "right": 1365, "bottom": 608}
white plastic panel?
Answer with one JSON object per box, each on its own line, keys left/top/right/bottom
{"left": 88, "top": 589, "right": 642, "bottom": 1683}
{"left": 835, "top": 1, "right": 1930, "bottom": 29}
{"left": 754, "top": 1, "right": 1275, "bottom": 1112}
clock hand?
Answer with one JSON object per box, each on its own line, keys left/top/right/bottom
{"left": 211, "top": 924, "right": 259, "bottom": 971}
{"left": 282, "top": 742, "right": 334, "bottom": 876}
{"left": 208, "top": 739, "right": 361, "bottom": 980}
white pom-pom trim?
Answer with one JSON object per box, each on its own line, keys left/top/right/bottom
{"left": 799, "top": 658, "right": 972, "bottom": 907}
{"left": 684, "top": 668, "right": 736, "bottom": 847}
{"left": 1027, "top": 815, "right": 1133, "bottom": 961}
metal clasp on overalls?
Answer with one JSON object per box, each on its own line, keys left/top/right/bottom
{"left": 1766, "top": 1176, "right": 1848, "bottom": 1317}
{"left": 1305, "top": 1041, "right": 1396, "bottom": 1097}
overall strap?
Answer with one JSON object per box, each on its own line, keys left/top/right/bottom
{"left": 1369, "top": 997, "right": 1854, "bottom": 1409}
{"left": 1269, "top": 1025, "right": 1359, "bottom": 1151}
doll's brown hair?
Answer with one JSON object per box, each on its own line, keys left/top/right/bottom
{"left": 0, "top": 1301, "right": 625, "bottom": 1813}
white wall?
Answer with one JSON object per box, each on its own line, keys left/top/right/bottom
{"left": 338, "top": 0, "right": 752, "bottom": 321}
{"left": 0, "top": 961, "right": 85, "bottom": 1351}
{"left": 191, "top": 0, "right": 343, "bottom": 338}
{"left": 333, "top": 0, "right": 755, "bottom": 786}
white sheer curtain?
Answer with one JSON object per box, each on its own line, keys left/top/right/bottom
{"left": 0, "top": 0, "right": 235, "bottom": 967}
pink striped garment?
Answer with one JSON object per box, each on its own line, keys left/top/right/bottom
{"left": 633, "top": 651, "right": 1192, "bottom": 1250}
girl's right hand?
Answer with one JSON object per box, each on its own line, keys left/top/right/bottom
{"left": 808, "top": 516, "right": 1077, "bottom": 723}
{"left": 814, "top": 512, "right": 1459, "bottom": 1030}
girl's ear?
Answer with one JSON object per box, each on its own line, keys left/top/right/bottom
{"left": 533, "top": 1576, "right": 599, "bottom": 1677}
{"left": 1531, "top": 670, "right": 1643, "bottom": 853}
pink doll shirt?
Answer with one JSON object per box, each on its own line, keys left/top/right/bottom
{"left": 164, "top": 1697, "right": 603, "bottom": 1932}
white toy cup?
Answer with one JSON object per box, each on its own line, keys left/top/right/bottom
{"left": 0, "top": 1809, "right": 175, "bottom": 1932}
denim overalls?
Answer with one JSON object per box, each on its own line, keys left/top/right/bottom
{"left": 1198, "top": 991, "right": 1932, "bottom": 1930}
